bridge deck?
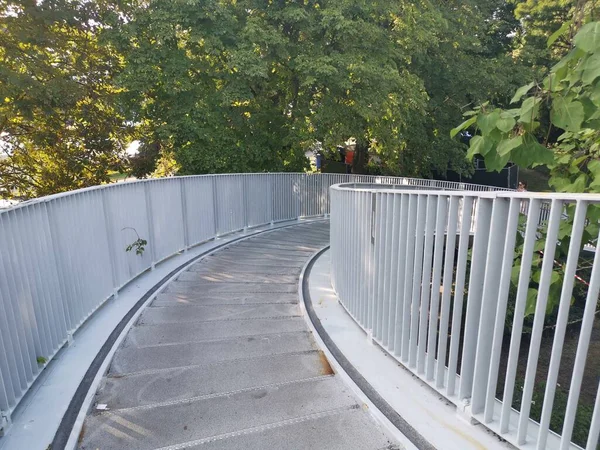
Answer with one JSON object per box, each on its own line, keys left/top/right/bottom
{"left": 78, "top": 222, "right": 399, "bottom": 450}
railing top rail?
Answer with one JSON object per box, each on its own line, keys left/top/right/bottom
{"left": 0, "top": 172, "right": 300, "bottom": 213}
{"left": 1, "top": 172, "right": 510, "bottom": 215}
{"left": 331, "top": 182, "right": 600, "bottom": 202}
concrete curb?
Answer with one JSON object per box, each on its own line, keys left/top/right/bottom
{"left": 299, "top": 246, "right": 436, "bottom": 450}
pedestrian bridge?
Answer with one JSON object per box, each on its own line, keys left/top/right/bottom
{"left": 0, "top": 174, "right": 598, "bottom": 450}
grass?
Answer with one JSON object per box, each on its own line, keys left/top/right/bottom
{"left": 108, "top": 171, "right": 128, "bottom": 181}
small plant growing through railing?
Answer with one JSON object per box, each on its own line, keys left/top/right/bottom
{"left": 122, "top": 227, "right": 148, "bottom": 256}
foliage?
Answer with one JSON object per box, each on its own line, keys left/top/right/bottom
{"left": 123, "top": 227, "right": 147, "bottom": 256}
{"left": 409, "top": 0, "right": 531, "bottom": 178}
{"left": 453, "top": 18, "right": 600, "bottom": 316}
{"left": 0, "top": 0, "right": 545, "bottom": 196}
{"left": 105, "top": 0, "right": 535, "bottom": 179}
{"left": 0, "top": 0, "right": 131, "bottom": 199}
{"left": 107, "top": 0, "right": 440, "bottom": 176}
{"left": 510, "top": 0, "right": 600, "bottom": 69}
{"left": 512, "top": 378, "right": 594, "bottom": 448}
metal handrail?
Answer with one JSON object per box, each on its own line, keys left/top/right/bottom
{"left": 330, "top": 183, "right": 600, "bottom": 450}
{"left": 0, "top": 172, "right": 508, "bottom": 433}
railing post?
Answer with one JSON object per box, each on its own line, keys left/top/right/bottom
{"left": 101, "top": 188, "right": 120, "bottom": 297}
{"left": 458, "top": 197, "right": 493, "bottom": 403}
{"left": 143, "top": 181, "right": 157, "bottom": 269}
{"left": 212, "top": 175, "right": 219, "bottom": 236}
{"left": 269, "top": 175, "right": 274, "bottom": 225}
{"left": 470, "top": 197, "right": 510, "bottom": 415}
{"left": 179, "top": 179, "right": 189, "bottom": 251}
{"left": 243, "top": 175, "right": 249, "bottom": 230}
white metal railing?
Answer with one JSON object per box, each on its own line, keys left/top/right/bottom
{"left": 0, "top": 172, "right": 504, "bottom": 430}
{"left": 330, "top": 183, "right": 600, "bottom": 450}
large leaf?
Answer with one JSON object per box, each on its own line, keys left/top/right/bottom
{"left": 548, "top": 21, "right": 572, "bottom": 48}
{"left": 568, "top": 174, "right": 588, "bottom": 192}
{"left": 581, "top": 53, "right": 600, "bottom": 85}
{"left": 467, "top": 135, "right": 492, "bottom": 159}
{"left": 551, "top": 98, "right": 584, "bottom": 132}
{"left": 484, "top": 149, "right": 510, "bottom": 172}
{"left": 511, "top": 136, "right": 554, "bottom": 167}
{"left": 588, "top": 159, "right": 600, "bottom": 176}
{"left": 511, "top": 82, "right": 535, "bottom": 104}
{"left": 574, "top": 22, "right": 600, "bottom": 53}
{"left": 477, "top": 110, "right": 500, "bottom": 134}
{"left": 496, "top": 114, "right": 516, "bottom": 133}
{"left": 450, "top": 116, "right": 476, "bottom": 138}
{"left": 497, "top": 136, "right": 523, "bottom": 156}
{"left": 525, "top": 288, "right": 538, "bottom": 317}
{"left": 511, "top": 264, "right": 521, "bottom": 285}
{"left": 519, "top": 97, "right": 539, "bottom": 124}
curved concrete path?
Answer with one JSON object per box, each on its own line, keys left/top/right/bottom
{"left": 78, "top": 222, "right": 400, "bottom": 450}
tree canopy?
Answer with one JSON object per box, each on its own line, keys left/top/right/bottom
{"left": 0, "top": 0, "right": 589, "bottom": 198}
{"left": 0, "top": 0, "right": 131, "bottom": 198}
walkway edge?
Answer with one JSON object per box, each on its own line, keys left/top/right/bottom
{"left": 52, "top": 219, "right": 326, "bottom": 450}
{"left": 299, "top": 247, "right": 435, "bottom": 450}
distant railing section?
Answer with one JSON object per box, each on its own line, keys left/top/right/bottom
{"left": 0, "top": 173, "right": 505, "bottom": 429}
{"left": 330, "top": 183, "right": 600, "bottom": 450}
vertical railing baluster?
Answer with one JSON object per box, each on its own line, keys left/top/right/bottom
{"left": 458, "top": 197, "right": 493, "bottom": 402}
{"left": 536, "top": 200, "right": 588, "bottom": 449}
{"left": 500, "top": 199, "right": 541, "bottom": 433}
{"left": 517, "top": 199, "right": 563, "bottom": 445}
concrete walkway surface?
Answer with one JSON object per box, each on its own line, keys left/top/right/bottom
{"left": 77, "top": 222, "right": 401, "bottom": 450}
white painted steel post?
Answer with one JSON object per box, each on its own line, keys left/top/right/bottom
{"left": 483, "top": 197, "right": 520, "bottom": 423}
{"left": 517, "top": 199, "right": 563, "bottom": 445}
{"left": 500, "top": 199, "right": 542, "bottom": 434}
{"left": 143, "top": 181, "right": 157, "bottom": 269}
{"left": 471, "top": 197, "right": 510, "bottom": 415}
{"left": 536, "top": 201, "right": 588, "bottom": 449}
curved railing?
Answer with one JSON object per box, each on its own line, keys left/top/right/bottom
{"left": 330, "top": 183, "right": 600, "bottom": 450}
{"left": 0, "top": 173, "right": 507, "bottom": 428}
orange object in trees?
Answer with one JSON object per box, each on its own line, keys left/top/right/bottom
{"left": 345, "top": 150, "right": 354, "bottom": 165}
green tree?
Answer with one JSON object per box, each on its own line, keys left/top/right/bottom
{"left": 452, "top": 18, "right": 600, "bottom": 316}
{"left": 511, "top": 0, "right": 600, "bottom": 68}
{"left": 409, "top": 0, "right": 531, "bottom": 178}
{"left": 108, "top": 0, "right": 469, "bottom": 177}
{"left": 0, "top": 0, "right": 130, "bottom": 199}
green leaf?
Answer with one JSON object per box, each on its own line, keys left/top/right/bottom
{"left": 590, "top": 177, "right": 600, "bottom": 191}
{"left": 496, "top": 115, "right": 516, "bottom": 133}
{"left": 467, "top": 135, "right": 492, "bottom": 159}
{"left": 514, "top": 135, "right": 554, "bottom": 168}
{"left": 551, "top": 98, "right": 584, "bottom": 132}
{"left": 484, "top": 149, "right": 511, "bottom": 172}
{"left": 511, "top": 82, "right": 535, "bottom": 104}
{"left": 519, "top": 97, "right": 539, "bottom": 124}
{"left": 477, "top": 110, "right": 500, "bottom": 134}
{"left": 588, "top": 159, "right": 600, "bottom": 175}
{"left": 569, "top": 174, "right": 588, "bottom": 192}
{"left": 574, "top": 22, "right": 600, "bottom": 53}
{"left": 497, "top": 136, "right": 523, "bottom": 156}
{"left": 548, "top": 22, "right": 572, "bottom": 48}
{"left": 551, "top": 48, "right": 583, "bottom": 73}
{"left": 534, "top": 238, "right": 546, "bottom": 252}
{"left": 511, "top": 264, "right": 521, "bottom": 285}
{"left": 581, "top": 53, "right": 600, "bottom": 85}
{"left": 525, "top": 288, "right": 538, "bottom": 317}
{"left": 450, "top": 116, "right": 477, "bottom": 138}
{"left": 547, "top": 280, "right": 562, "bottom": 314}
